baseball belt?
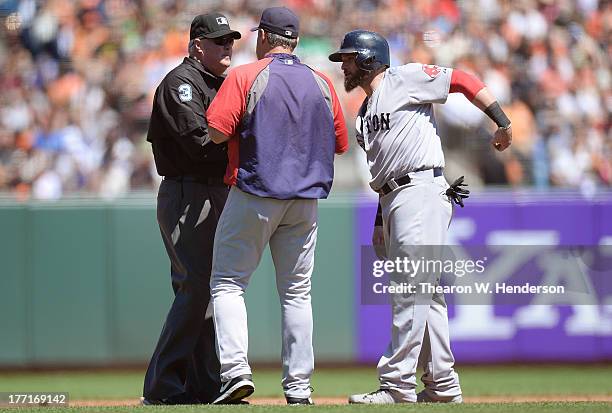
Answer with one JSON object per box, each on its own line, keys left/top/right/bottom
{"left": 377, "top": 167, "right": 444, "bottom": 196}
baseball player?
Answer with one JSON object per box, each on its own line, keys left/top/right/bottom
{"left": 205, "top": 6, "right": 348, "bottom": 405}
{"left": 143, "top": 13, "right": 240, "bottom": 405}
{"left": 329, "top": 30, "right": 512, "bottom": 404}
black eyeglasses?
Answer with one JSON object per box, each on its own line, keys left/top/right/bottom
{"left": 210, "top": 36, "right": 235, "bottom": 46}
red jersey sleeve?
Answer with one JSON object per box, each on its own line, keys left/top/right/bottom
{"left": 449, "top": 69, "right": 486, "bottom": 102}
{"left": 206, "top": 69, "right": 247, "bottom": 137}
{"left": 316, "top": 71, "right": 349, "bottom": 154}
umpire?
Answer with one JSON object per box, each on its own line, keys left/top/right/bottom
{"left": 142, "top": 12, "right": 241, "bottom": 405}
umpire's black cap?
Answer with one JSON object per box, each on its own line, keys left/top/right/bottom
{"left": 190, "top": 12, "right": 241, "bottom": 40}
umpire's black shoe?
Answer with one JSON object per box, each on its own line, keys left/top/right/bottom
{"left": 140, "top": 393, "right": 200, "bottom": 405}
{"left": 212, "top": 374, "right": 255, "bottom": 404}
{"left": 286, "top": 396, "right": 314, "bottom": 405}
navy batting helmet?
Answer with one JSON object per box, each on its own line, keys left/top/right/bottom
{"left": 329, "top": 30, "right": 390, "bottom": 71}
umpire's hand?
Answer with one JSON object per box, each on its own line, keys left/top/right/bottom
{"left": 492, "top": 125, "right": 512, "bottom": 151}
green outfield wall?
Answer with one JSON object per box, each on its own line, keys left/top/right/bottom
{"left": 0, "top": 196, "right": 356, "bottom": 366}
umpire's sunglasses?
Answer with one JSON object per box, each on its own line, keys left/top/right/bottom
{"left": 210, "top": 36, "right": 235, "bottom": 46}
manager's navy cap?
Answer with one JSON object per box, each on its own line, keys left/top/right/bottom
{"left": 190, "top": 12, "right": 241, "bottom": 40}
{"left": 250, "top": 7, "right": 299, "bottom": 39}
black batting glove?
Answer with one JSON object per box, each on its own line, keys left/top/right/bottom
{"left": 445, "top": 176, "right": 470, "bottom": 208}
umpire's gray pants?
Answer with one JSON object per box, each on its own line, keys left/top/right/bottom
{"left": 377, "top": 170, "right": 462, "bottom": 402}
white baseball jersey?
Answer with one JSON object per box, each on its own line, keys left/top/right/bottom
{"left": 356, "top": 63, "right": 453, "bottom": 190}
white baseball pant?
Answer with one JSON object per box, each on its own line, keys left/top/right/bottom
{"left": 377, "top": 169, "right": 462, "bottom": 402}
{"left": 211, "top": 186, "right": 317, "bottom": 399}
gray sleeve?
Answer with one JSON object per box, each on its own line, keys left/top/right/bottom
{"left": 386, "top": 63, "right": 453, "bottom": 105}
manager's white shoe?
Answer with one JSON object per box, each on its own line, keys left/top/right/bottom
{"left": 212, "top": 374, "right": 255, "bottom": 404}
{"left": 348, "top": 389, "right": 407, "bottom": 404}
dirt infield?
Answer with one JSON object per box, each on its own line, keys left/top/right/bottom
{"left": 72, "top": 395, "right": 612, "bottom": 406}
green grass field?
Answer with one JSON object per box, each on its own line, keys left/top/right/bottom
{"left": 2, "top": 404, "right": 611, "bottom": 413}
{"left": 0, "top": 365, "right": 610, "bottom": 412}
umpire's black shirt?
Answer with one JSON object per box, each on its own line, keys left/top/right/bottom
{"left": 147, "top": 56, "right": 227, "bottom": 179}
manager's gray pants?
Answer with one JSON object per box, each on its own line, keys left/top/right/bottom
{"left": 211, "top": 186, "right": 317, "bottom": 399}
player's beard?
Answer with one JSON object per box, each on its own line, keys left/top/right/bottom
{"left": 344, "top": 68, "right": 369, "bottom": 92}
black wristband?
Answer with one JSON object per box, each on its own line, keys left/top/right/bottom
{"left": 375, "top": 200, "right": 383, "bottom": 226}
{"left": 484, "top": 102, "right": 511, "bottom": 129}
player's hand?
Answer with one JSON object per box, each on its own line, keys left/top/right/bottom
{"left": 373, "top": 225, "right": 386, "bottom": 259}
{"left": 491, "top": 125, "right": 512, "bottom": 152}
{"left": 373, "top": 225, "right": 384, "bottom": 246}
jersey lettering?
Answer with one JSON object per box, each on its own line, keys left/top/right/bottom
{"left": 380, "top": 113, "right": 390, "bottom": 130}
{"left": 364, "top": 113, "right": 391, "bottom": 133}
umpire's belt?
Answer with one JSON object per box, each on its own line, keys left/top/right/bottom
{"left": 164, "top": 175, "right": 226, "bottom": 185}
{"left": 376, "top": 167, "right": 444, "bottom": 196}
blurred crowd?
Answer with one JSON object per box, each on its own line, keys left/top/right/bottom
{"left": 0, "top": 0, "right": 610, "bottom": 200}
